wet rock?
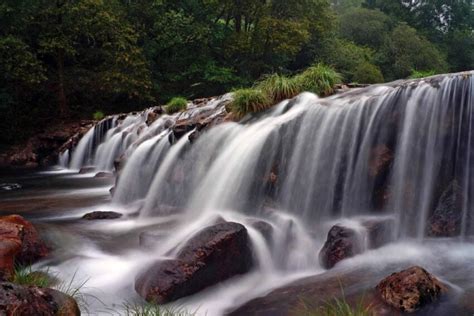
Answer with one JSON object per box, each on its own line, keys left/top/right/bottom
{"left": 368, "top": 144, "right": 393, "bottom": 178}
{"left": 78, "top": 167, "right": 95, "bottom": 174}
{"left": 82, "top": 211, "right": 123, "bottom": 220}
{"left": 94, "top": 172, "right": 113, "bottom": 178}
{"left": 248, "top": 219, "right": 274, "bottom": 245}
{"left": 428, "top": 180, "right": 464, "bottom": 237}
{"left": 319, "top": 225, "right": 362, "bottom": 269}
{"left": 0, "top": 215, "right": 49, "bottom": 267}
{"left": 0, "top": 239, "right": 22, "bottom": 280}
{"left": 135, "top": 222, "right": 253, "bottom": 304}
{"left": 361, "top": 218, "right": 394, "bottom": 249}
{"left": 376, "top": 266, "right": 446, "bottom": 313}
{"left": 0, "top": 282, "right": 80, "bottom": 316}
{"left": 0, "top": 183, "right": 22, "bottom": 191}
{"left": 138, "top": 231, "right": 167, "bottom": 249}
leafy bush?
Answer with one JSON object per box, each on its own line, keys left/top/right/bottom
{"left": 230, "top": 88, "right": 272, "bottom": 117}
{"left": 353, "top": 62, "right": 385, "bottom": 84}
{"left": 93, "top": 111, "right": 105, "bottom": 120}
{"left": 409, "top": 69, "right": 437, "bottom": 79}
{"left": 13, "top": 266, "right": 53, "bottom": 288}
{"left": 294, "top": 64, "right": 342, "bottom": 96}
{"left": 165, "top": 97, "right": 188, "bottom": 114}
{"left": 256, "top": 73, "right": 300, "bottom": 102}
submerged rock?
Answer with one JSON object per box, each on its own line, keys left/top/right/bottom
{"left": 135, "top": 222, "right": 253, "bottom": 303}
{"left": 428, "top": 180, "right": 464, "bottom": 237}
{"left": 0, "top": 215, "right": 49, "bottom": 270}
{"left": 0, "top": 282, "right": 80, "bottom": 316}
{"left": 82, "top": 211, "right": 122, "bottom": 220}
{"left": 319, "top": 225, "right": 362, "bottom": 269}
{"left": 94, "top": 172, "right": 113, "bottom": 178}
{"left": 376, "top": 266, "right": 446, "bottom": 313}
{"left": 78, "top": 167, "right": 95, "bottom": 174}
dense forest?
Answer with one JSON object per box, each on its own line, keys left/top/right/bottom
{"left": 1, "top": 0, "right": 473, "bottom": 145}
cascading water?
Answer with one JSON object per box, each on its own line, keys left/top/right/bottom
{"left": 48, "top": 72, "right": 474, "bottom": 315}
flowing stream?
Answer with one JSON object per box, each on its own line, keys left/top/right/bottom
{"left": 2, "top": 72, "right": 474, "bottom": 315}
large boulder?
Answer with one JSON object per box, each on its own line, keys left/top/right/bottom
{"left": 135, "top": 222, "right": 253, "bottom": 304}
{"left": 0, "top": 215, "right": 49, "bottom": 271}
{"left": 376, "top": 266, "right": 446, "bottom": 313}
{"left": 428, "top": 180, "right": 464, "bottom": 237}
{"left": 0, "top": 282, "right": 80, "bottom": 315}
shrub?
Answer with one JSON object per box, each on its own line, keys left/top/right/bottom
{"left": 294, "top": 64, "right": 342, "bottom": 96}
{"left": 256, "top": 74, "right": 300, "bottom": 103}
{"left": 409, "top": 69, "right": 437, "bottom": 79}
{"left": 230, "top": 88, "right": 272, "bottom": 117}
{"left": 93, "top": 111, "right": 105, "bottom": 120}
{"left": 165, "top": 97, "right": 188, "bottom": 114}
{"left": 352, "top": 62, "right": 385, "bottom": 84}
{"left": 13, "top": 266, "right": 54, "bottom": 288}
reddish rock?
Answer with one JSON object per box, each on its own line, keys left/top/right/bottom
{"left": 82, "top": 211, "right": 122, "bottom": 220}
{"left": 0, "top": 215, "right": 49, "bottom": 267}
{"left": 135, "top": 222, "right": 253, "bottom": 303}
{"left": 319, "top": 225, "right": 362, "bottom": 269}
{"left": 376, "top": 266, "right": 446, "bottom": 313}
{"left": 94, "top": 172, "right": 114, "bottom": 179}
{"left": 0, "top": 282, "right": 80, "bottom": 316}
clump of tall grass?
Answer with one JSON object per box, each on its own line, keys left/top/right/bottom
{"left": 230, "top": 88, "right": 271, "bottom": 118}
{"left": 295, "top": 295, "right": 374, "bottom": 316}
{"left": 165, "top": 97, "right": 188, "bottom": 114}
{"left": 294, "top": 64, "right": 342, "bottom": 96}
{"left": 13, "top": 266, "right": 54, "bottom": 288}
{"left": 122, "top": 302, "right": 196, "bottom": 316}
{"left": 256, "top": 73, "right": 300, "bottom": 103}
{"left": 93, "top": 111, "right": 105, "bottom": 120}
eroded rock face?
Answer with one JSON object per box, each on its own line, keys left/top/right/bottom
{"left": 376, "top": 266, "right": 446, "bottom": 313}
{"left": 82, "top": 211, "right": 122, "bottom": 220}
{"left": 135, "top": 222, "right": 253, "bottom": 304}
{"left": 428, "top": 180, "right": 464, "bottom": 237}
{"left": 0, "top": 215, "right": 49, "bottom": 268}
{"left": 319, "top": 225, "right": 362, "bottom": 269}
{"left": 0, "top": 282, "right": 80, "bottom": 316}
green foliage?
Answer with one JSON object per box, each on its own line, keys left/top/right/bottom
{"left": 165, "top": 97, "right": 188, "bottom": 114}
{"left": 353, "top": 62, "right": 384, "bottom": 83}
{"left": 294, "top": 64, "right": 342, "bottom": 96}
{"left": 409, "top": 69, "right": 437, "bottom": 79}
{"left": 123, "top": 302, "right": 196, "bottom": 316}
{"left": 231, "top": 89, "right": 272, "bottom": 117}
{"left": 93, "top": 111, "right": 105, "bottom": 121}
{"left": 13, "top": 266, "right": 53, "bottom": 288}
{"left": 256, "top": 74, "right": 300, "bottom": 103}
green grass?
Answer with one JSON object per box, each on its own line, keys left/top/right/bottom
{"left": 296, "top": 296, "right": 374, "bottom": 316}
{"left": 294, "top": 64, "right": 342, "bottom": 96}
{"left": 165, "top": 97, "right": 188, "bottom": 114}
{"left": 52, "top": 270, "right": 91, "bottom": 313}
{"left": 123, "top": 302, "right": 196, "bottom": 316}
{"left": 13, "top": 266, "right": 54, "bottom": 287}
{"left": 230, "top": 88, "right": 272, "bottom": 117}
{"left": 93, "top": 111, "right": 105, "bottom": 120}
{"left": 256, "top": 73, "right": 300, "bottom": 103}
{"left": 409, "top": 69, "right": 437, "bottom": 79}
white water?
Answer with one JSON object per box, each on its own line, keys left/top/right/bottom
{"left": 49, "top": 72, "right": 474, "bottom": 315}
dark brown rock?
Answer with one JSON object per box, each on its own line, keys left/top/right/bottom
{"left": 82, "top": 211, "right": 122, "bottom": 220}
{"left": 319, "top": 225, "right": 362, "bottom": 269}
{"left": 94, "top": 172, "right": 113, "bottom": 179}
{"left": 78, "top": 167, "right": 95, "bottom": 174}
{"left": 0, "top": 282, "right": 80, "bottom": 316}
{"left": 0, "top": 215, "right": 49, "bottom": 267}
{"left": 376, "top": 266, "right": 446, "bottom": 313}
{"left": 135, "top": 222, "right": 253, "bottom": 304}
{"left": 428, "top": 180, "right": 464, "bottom": 237}
{"left": 361, "top": 218, "right": 394, "bottom": 249}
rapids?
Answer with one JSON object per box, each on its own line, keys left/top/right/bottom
{"left": 2, "top": 72, "right": 474, "bottom": 315}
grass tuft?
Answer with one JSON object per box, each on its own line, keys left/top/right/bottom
{"left": 165, "top": 97, "right": 188, "bottom": 114}
{"left": 294, "top": 64, "right": 342, "bottom": 96}
{"left": 256, "top": 73, "right": 300, "bottom": 103}
{"left": 230, "top": 88, "right": 272, "bottom": 118}
{"left": 13, "top": 266, "right": 54, "bottom": 288}
{"left": 295, "top": 295, "right": 374, "bottom": 316}
{"left": 123, "top": 302, "right": 196, "bottom": 316}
